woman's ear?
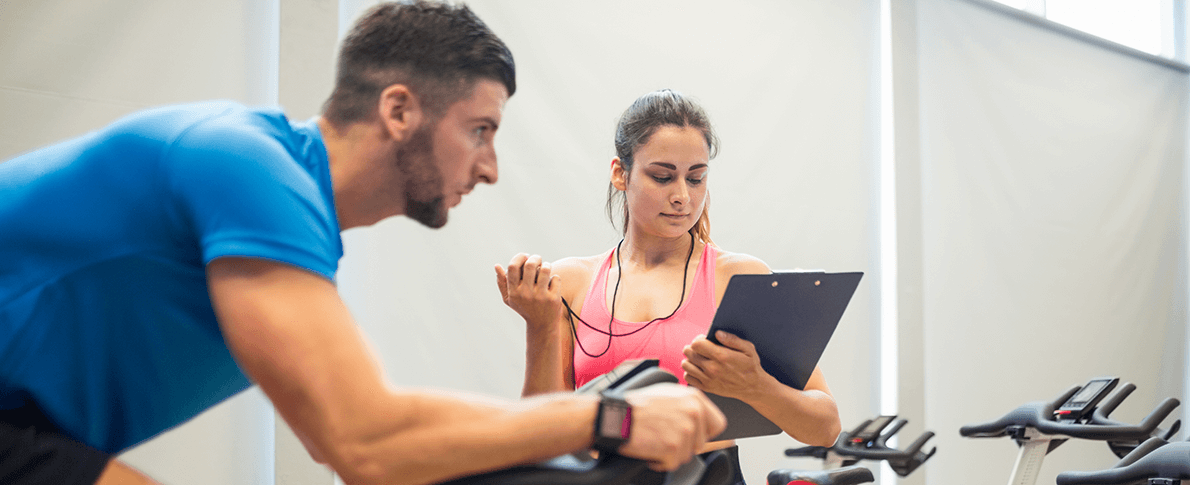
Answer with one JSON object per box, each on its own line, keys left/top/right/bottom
{"left": 610, "top": 157, "right": 629, "bottom": 191}
{"left": 377, "top": 84, "right": 422, "bottom": 142}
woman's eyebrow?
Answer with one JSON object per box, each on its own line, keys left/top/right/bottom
{"left": 647, "top": 162, "right": 708, "bottom": 170}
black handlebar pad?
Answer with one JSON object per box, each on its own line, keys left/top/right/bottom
{"left": 600, "top": 365, "right": 680, "bottom": 398}
{"left": 958, "top": 383, "right": 1180, "bottom": 441}
{"left": 1113, "top": 436, "right": 1172, "bottom": 468}
{"left": 767, "top": 465, "right": 875, "bottom": 485}
{"left": 784, "top": 445, "right": 830, "bottom": 459}
{"left": 1055, "top": 439, "right": 1190, "bottom": 485}
{"left": 439, "top": 366, "right": 679, "bottom": 485}
{"left": 438, "top": 453, "right": 649, "bottom": 485}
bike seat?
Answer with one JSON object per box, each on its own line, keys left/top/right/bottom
{"left": 766, "top": 465, "right": 874, "bottom": 485}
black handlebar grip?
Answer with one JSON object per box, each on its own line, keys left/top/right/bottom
{"left": 1055, "top": 441, "right": 1190, "bottom": 485}
{"left": 1114, "top": 437, "right": 1168, "bottom": 468}
{"left": 605, "top": 367, "right": 680, "bottom": 396}
{"left": 784, "top": 445, "right": 831, "bottom": 459}
{"left": 1160, "top": 419, "right": 1181, "bottom": 441}
{"left": 902, "top": 431, "right": 936, "bottom": 456}
{"left": 959, "top": 401, "right": 1049, "bottom": 437}
{"left": 958, "top": 420, "right": 1005, "bottom": 437}
{"left": 880, "top": 419, "right": 907, "bottom": 441}
{"left": 1093, "top": 383, "right": 1135, "bottom": 418}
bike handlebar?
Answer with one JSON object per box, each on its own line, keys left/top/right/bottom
{"left": 785, "top": 416, "right": 936, "bottom": 477}
{"left": 1055, "top": 438, "right": 1190, "bottom": 485}
{"left": 958, "top": 382, "right": 1180, "bottom": 442}
{"left": 438, "top": 453, "right": 649, "bottom": 485}
{"left": 440, "top": 364, "right": 733, "bottom": 485}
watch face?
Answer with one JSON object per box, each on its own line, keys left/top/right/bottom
{"left": 600, "top": 402, "right": 630, "bottom": 439}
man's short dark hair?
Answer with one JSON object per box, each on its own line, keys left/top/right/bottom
{"left": 322, "top": 0, "right": 516, "bottom": 127}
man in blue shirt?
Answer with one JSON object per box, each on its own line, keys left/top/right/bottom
{"left": 0, "top": 1, "right": 726, "bottom": 484}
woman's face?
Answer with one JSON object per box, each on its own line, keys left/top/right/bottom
{"left": 614, "top": 125, "right": 710, "bottom": 239}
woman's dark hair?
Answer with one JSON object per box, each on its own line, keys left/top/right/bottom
{"left": 607, "top": 89, "right": 720, "bottom": 243}
{"left": 322, "top": 0, "right": 516, "bottom": 127}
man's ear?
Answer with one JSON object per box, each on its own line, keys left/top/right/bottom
{"left": 610, "top": 157, "right": 629, "bottom": 191}
{"left": 377, "top": 84, "right": 422, "bottom": 142}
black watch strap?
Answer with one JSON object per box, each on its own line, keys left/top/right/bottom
{"left": 593, "top": 391, "right": 632, "bottom": 452}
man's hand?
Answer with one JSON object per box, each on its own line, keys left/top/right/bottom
{"left": 495, "top": 253, "right": 565, "bottom": 329}
{"left": 617, "top": 384, "right": 726, "bottom": 471}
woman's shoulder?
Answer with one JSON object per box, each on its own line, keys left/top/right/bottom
{"left": 551, "top": 252, "right": 606, "bottom": 277}
{"left": 712, "top": 246, "right": 772, "bottom": 277}
{"left": 551, "top": 251, "right": 612, "bottom": 303}
{"left": 710, "top": 246, "right": 772, "bottom": 304}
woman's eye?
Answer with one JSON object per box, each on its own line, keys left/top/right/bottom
{"left": 687, "top": 177, "right": 704, "bottom": 185}
{"left": 651, "top": 175, "right": 672, "bottom": 183}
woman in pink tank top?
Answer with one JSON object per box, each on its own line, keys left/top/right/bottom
{"left": 495, "top": 90, "right": 841, "bottom": 484}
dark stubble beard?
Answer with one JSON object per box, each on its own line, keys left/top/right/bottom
{"left": 394, "top": 123, "right": 448, "bottom": 229}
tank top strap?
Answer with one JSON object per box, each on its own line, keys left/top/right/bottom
{"left": 674, "top": 242, "right": 718, "bottom": 323}
{"left": 694, "top": 242, "right": 718, "bottom": 309}
{"left": 578, "top": 248, "right": 616, "bottom": 322}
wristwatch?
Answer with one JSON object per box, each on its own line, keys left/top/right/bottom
{"left": 592, "top": 391, "right": 632, "bottom": 452}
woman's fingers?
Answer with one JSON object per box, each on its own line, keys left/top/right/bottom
{"left": 523, "top": 254, "right": 542, "bottom": 285}
{"left": 505, "top": 253, "right": 528, "bottom": 284}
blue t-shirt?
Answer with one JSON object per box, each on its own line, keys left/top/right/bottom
{"left": 0, "top": 101, "right": 343, "bottom": 454}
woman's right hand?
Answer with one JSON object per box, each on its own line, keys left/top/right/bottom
{"left": 495, "top": 253, "right": 565, "bottom": 329}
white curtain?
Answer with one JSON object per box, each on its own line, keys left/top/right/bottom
{"left": 911, "top": 1, "right": 1188, "bottom": 484}
{"left": 334, "top": 1, "right": 883, "bottom": 482}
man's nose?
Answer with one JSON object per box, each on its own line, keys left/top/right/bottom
{"left": 476, "top": 148, "right": 498, "bottom": 185}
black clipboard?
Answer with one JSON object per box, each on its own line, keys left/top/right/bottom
{"left": 704, "top": 271, "right": 863, "bottom": 441}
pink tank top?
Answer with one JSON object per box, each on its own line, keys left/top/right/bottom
{"left": 573, "top": 243, "right": 718, "bottom": 387}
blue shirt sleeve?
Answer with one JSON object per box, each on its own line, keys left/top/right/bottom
{"left": 160, "top": 113, "right": 340, "bottom": 280}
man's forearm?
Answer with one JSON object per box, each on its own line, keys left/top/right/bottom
{"left": 322, "top": 390, "right": 599, "bottom": 485}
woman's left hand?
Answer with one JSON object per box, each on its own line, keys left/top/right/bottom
{"left": 681, "top": 331, "right": 774, "bottom": 401}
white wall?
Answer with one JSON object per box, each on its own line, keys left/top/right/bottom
{"left": 0, "top": 1, "right": 280, "bottom": 484}
{"left": 275, "top": 0, "right": 341, "bottom": 483}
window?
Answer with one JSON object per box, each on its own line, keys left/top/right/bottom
{"left": 990, "top": 0, "right": 1172, "bottom": 58}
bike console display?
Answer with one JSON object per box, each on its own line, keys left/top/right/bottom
{"left": 848, "top": 416, "right": 895, "bottom": 445}
{"left": 1055, "top": 377, "right": 1118, "bottom": 421}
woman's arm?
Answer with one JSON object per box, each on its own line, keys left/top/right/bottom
{"left": 682, "top": 332, "right": 841, "bottom": 446}
{"left": 680, "top": 251, "right": 842, "bottom": 446}
{"left": 495, "top": 254, "right": 589, "bottom": 396}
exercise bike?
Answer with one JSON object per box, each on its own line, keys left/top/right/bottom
{"left": 768, "top": 415, "right": 936, "bottom": 485}
{"left": 960, "top": 377, "right": 1181, "bottom": 485}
